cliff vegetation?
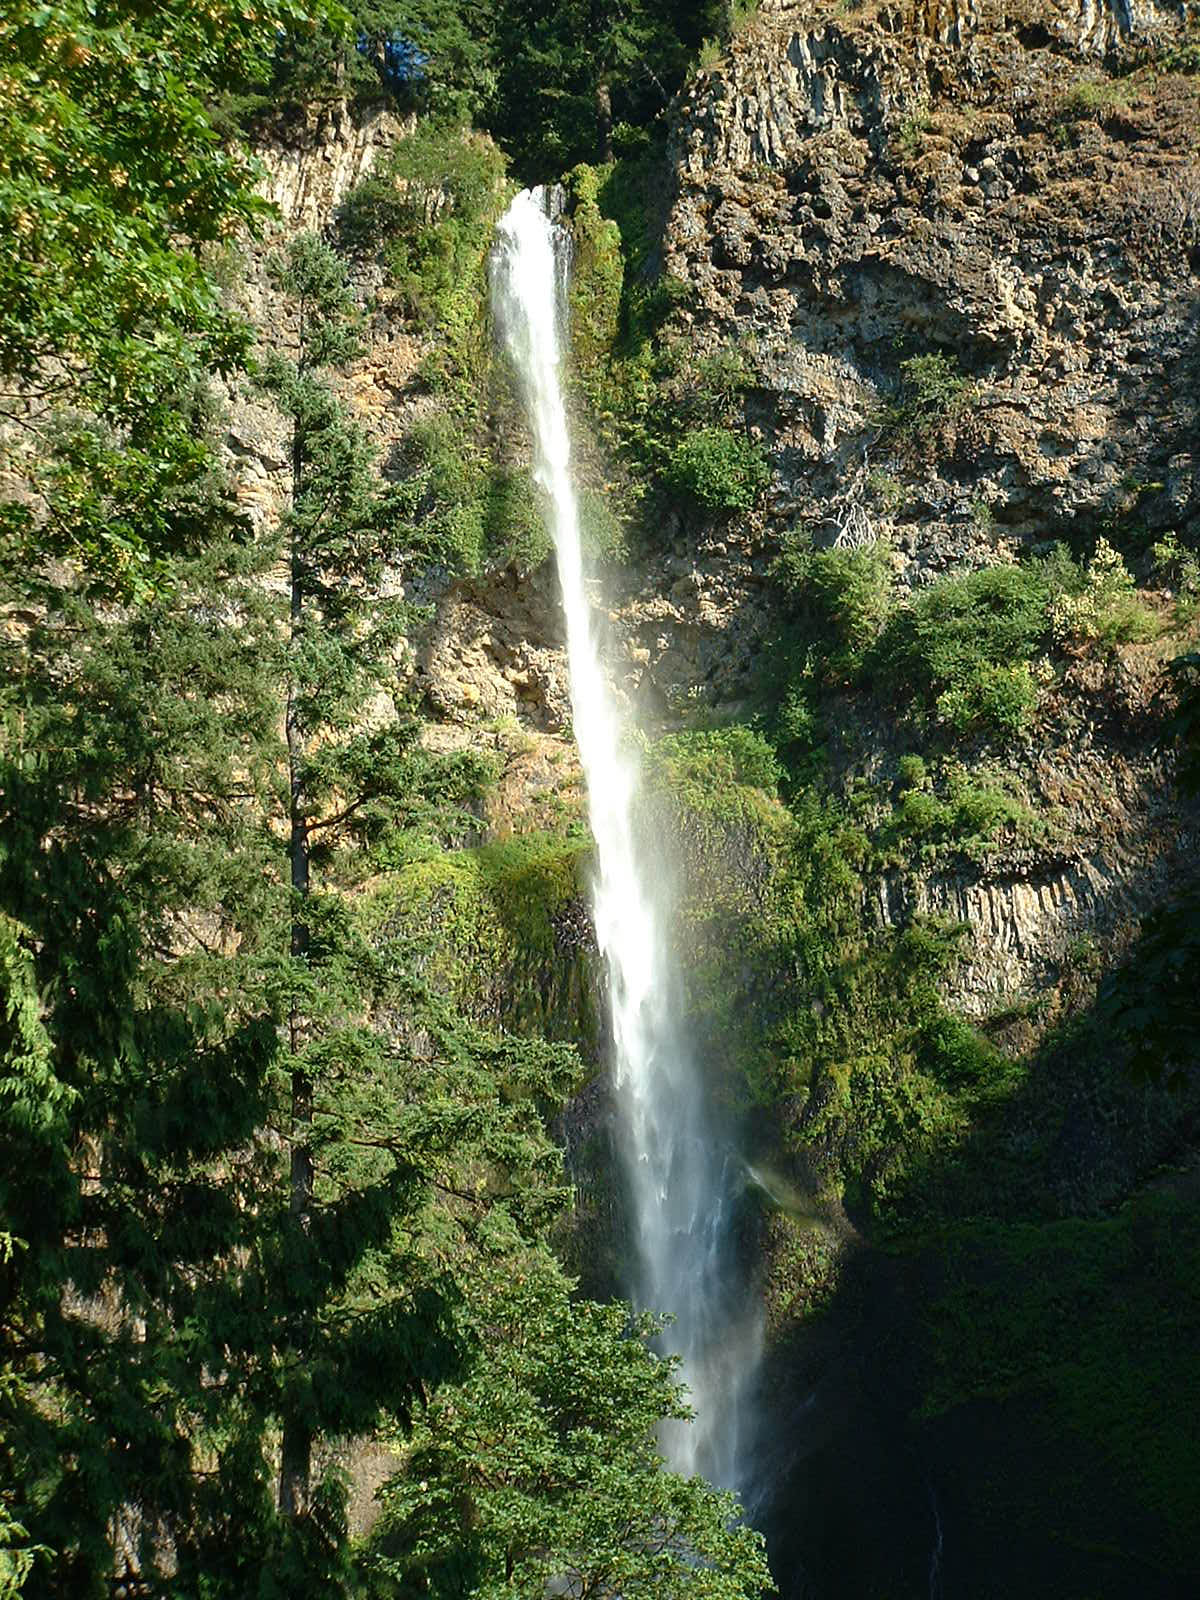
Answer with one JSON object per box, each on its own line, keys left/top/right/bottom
{"left": 3, "top": 1, "right": 1200, "bottom": 1597}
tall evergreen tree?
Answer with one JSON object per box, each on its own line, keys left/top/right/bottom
{"left": 241, "top": 1, "right": 496, "bottom": 124}
{"left": 0, "top": 215, "right": 572, "bottom": 1593}
{"left": 0, "top": 473, "right": 293, "bottom": 1594}
{"left": 255, "top": 232, "right": 582, "bottom": 1559}
{"left": 0, "top": 7, "right": 325, "bottom": 1585}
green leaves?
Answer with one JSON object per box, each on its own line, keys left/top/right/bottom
{"left": 364, "top": 1249, "right": 773, "bottom": 1600}
{"left": 0, "top": 0, "right": 342, "bottom": 595}
{"left": 664, "top": 427, "right": 769, "bottom": 515}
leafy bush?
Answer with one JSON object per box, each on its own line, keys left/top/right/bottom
{"left": 896, "top": 753, "right": 927, "bottom": 789}
{"left": 918, "top": 1012, "right": 1011, "bottom": 1088}
{"left": 1049, "top": 537, "right": 1156, "bottom": 649}
{"left": 876, "top": 758, "right": 1041, "bottom": 863}
{"left": 689, "top": 339, "right": 759, "bottom": 424}
{"left": 648, "top": 725, "right": 783, "bottom": 801}
{"left": 893, "top": 94, "right": 932, "bottom": 159}
{"left": 1061, "top": 76, "right": 1134, "bottom": 121}
{"left": 867, "top": 471, "right": 905, "bottom": 514}
{"left": 875, "top": 562, "right": 1053, "bottom": 739}
{"left": 336, "top": 123, "right": 507, "bottom": 326}
{"left": 934, "top": 659, "right": 1038, "bottom": 739}
{"left": 401, "top": 418, "right": 560, "bottom": 575}
{"left": 696, "top": 36, "right": 724, "bottom": 70}
{"left": 899, "top": 350, "right": 969, "bottom": 410}
{"left": 773, "top": 539, "right": 893, "bottom": 678}
{"left": 776, "top": 683, "right": 824, "bottom": 770}
{"left": 402, "top": 413, "right": 487, "bottom": 571}
{"left": 567, "top": 166, "right": 624, "bottom": 371}
{"left": 879, "top": 350, "right": 972, "bottom": 451}
{"left": 664, "top": 427, "right": 769, "bottom": 514}
{"left": 1153, "top": 530, "right": 1200, "bottom": 621}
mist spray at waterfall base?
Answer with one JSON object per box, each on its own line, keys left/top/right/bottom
{"left": 490, "top": 189, "right": 762, "bottom": 1492}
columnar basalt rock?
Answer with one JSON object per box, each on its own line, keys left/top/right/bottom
{"left": 664, "top": 1, "right": 1200, "bottom": 555}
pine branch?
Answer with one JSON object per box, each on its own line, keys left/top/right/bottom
{"left": 303, "top": 794, "right": 371, "bottom": 838}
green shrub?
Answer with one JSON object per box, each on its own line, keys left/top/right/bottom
{"left": 1061, "top": 77, "right": 1133, "bottom": 121}
{"left": 935, "top": 659, "right": 1038, "bottom": 739}
{"left": 400, "top": 419, "right": 559, "bottom": 576}
{"left": 567, "top": 166, "right": 624, "bottom": 371}
{"left": 335, "top": 172, "right": 411, "bottom": 256}
{"left": 896, "top": 753, "right": 927, "bottom": 790}
{"left": 648, "top": 724, "right": 783, "bottom": 802}
{"left": 337, "top": 124, "right": 507, "bottom": 327}
{"left": 1152, "top": 530, "right": 1200, "bottom": 620}
{"left": 877, "top": 758, "right": 1042, "bottom": 863}
{"left": 893, "top": 97, "right": 932, "bottom": 159}
{"left": 776, "top": 684, "right": 824, "bottom": 768}
{"left": 611, "top": 120, "right": 652, "bottom": 157}
{"left": 899, "top": 350, "right": 969, "bottom": 410}
{"left": 774, "top": 539, "right": 894, "bottom": 678}
{"left": 483, "top": 467, "right": 552, "bottom": 572}
{"left": 370, "top": 833, "right": 594, "bottom": 1033}
{"left": 664, "top": 427, "right": 769, "bottom": 514}
{"left": 875, "top": 562, "right": 1052, "bottom": 738}
{"left": 1048, "top": 537, "right": 1156, "bottom": 649}
{"left": 971, "top": 497, "right": 995, "bottom": 532}
{"left": 918, "top": 1013, "right": 1011, "bottom": 1088}
{"left": 403, "top": 413, "right": 487, "bottom": 571}
{"left": 696, "top": 36, "right": 723, "bottom": 70}
{"left": 689, "top": 339, "right": 758, "bottom": 425}
{"left": 880, "top": 350, "right": 972, "bottom": 449}
{"left": 867, "top": 471, "right": 905, "bottom": 514}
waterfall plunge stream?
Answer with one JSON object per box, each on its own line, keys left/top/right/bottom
{"left": 491, "top": 189, "right": 761, "bottom": 1491}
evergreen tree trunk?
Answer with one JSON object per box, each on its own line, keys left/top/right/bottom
{"left": 595, "top": 79, "right": 613, "bottom": 163}
{"left": 280, "top": 420, "right": 313, "bottom": 1523}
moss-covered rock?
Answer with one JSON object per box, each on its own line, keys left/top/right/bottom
{"left": 368, "top": 832, "right": 599, "bottom": 1048}
{"left": 566, "top": 164, "right": 624, "bottom": 373}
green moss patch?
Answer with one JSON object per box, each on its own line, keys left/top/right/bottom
{"left": 369, "top": 833, "right": 596, "bottom": 1043}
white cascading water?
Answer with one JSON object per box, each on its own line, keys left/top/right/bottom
{"left": 490, "top": 189, "right": 761, "bottom": 1490}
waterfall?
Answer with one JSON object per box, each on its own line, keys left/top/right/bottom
{"left": 490, "top": 189, "right": 760, "bottom": 1490}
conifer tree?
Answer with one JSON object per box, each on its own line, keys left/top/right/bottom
{"left": 0, "top": 10, "right": 328, "bottom": 1585}
{"left": 487, "top": 0, "right": 719, "bottom": 172}
{"left": 362, "top": 1245, "right": 772, "bottom": 1599}
{"left": 0, "top": 472, "right": 294, "bottom": 1595}
{"left": 255, "top": 233, "right": 582, "bottom": 1557}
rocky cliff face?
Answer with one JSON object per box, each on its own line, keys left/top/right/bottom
{"left": 648, "top": 0, "right": 1200, "bottom": 1015}
{"left": 666, "top": 0, "right": 1198, "bottom": 552}
{"left": 225, "top": 0, "right": 1200, "bottom": 1050}
{"left": 225, "top": 0, "right": 1200, "bottom": 1151}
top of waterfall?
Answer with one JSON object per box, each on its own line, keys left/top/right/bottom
{"left": 518, "top": 183, "right": 567, "bottom": 221}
